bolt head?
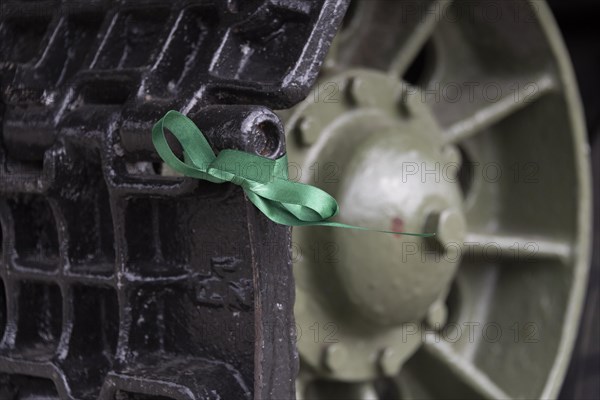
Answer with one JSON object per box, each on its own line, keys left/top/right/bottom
{"left": 324, "top": 344, "right": 347, "bottom": 372}
{"left": 397, "top": 85, "right": 413, "bottom": 117}
{"left": 426, "top": 301, "right": 448, "bottom": 329}
{"left": 378, "top": 347, "right": 401, "bottom": 376}
{"left": 426, "top": 209, "right": 466, "bottom": 247}
{"left": 443, "top": 145, "right": 462, "bottom": 166}
{"left": 293, "top": 116, "right": 321, "bottom": 146}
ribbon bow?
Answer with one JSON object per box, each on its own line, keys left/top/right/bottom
{"left": 152, "top": 110, "right": 432, "bottom": 236}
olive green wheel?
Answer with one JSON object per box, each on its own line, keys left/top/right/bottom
{"left": 283, "top": 1, "right": 592, "bottom": 399}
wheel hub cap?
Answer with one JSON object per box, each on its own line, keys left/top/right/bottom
{"left": 288, "top": 69, "right": 465, "bottom": 380}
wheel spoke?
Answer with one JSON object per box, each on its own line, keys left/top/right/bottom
{"left": 389, "top": 0, "right": 454, "bottom": 77}
{"left": 442, "top": 74, "right": 556, "bottom": 144}
{"left": 330, "top": 0, "right": 452, "bottom": 75}
{"left": 463, "top": 232, "right": 571, "bottom": 263}
{"left": 409, "top": 337, "right": 511, "bottom": 399}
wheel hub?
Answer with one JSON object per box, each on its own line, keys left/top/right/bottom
{"left": 288, "top": 70, "right": 465, "bottom": 380}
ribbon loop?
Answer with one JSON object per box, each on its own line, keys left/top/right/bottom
{"left": 152, "top": 110, "right": 433, "bottom": 237}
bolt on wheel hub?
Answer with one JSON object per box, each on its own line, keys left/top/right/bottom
{"left": 288, "top": 70, "right": 466, "bottom": 380}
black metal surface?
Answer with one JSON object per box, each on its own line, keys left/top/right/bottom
{"left": 0, "top": 1, "right": 348, "bottom": 399}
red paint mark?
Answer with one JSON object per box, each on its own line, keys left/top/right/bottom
{"left": 391, "top": 217, "right": 404, "bottom": 237}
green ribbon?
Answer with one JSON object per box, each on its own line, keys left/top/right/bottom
{"left": 152, "top": 110, "right": 433, "bottom": 237}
